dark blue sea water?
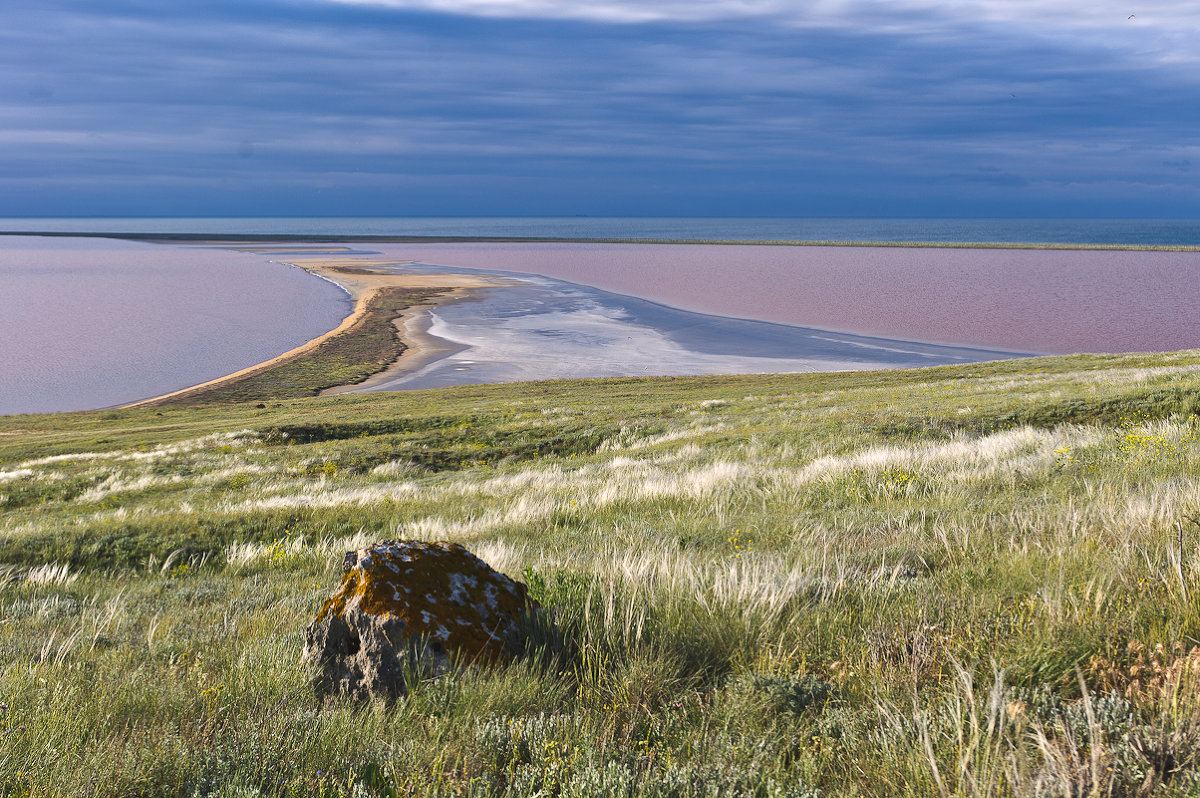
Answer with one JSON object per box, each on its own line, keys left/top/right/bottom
{"left": 2, "top": 217, "right": 1199, "bottom": 246}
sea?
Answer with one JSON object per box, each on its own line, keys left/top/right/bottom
{"left": 2, "top": 217, "right": 1199, "bottom": 415}
{"left": 3, "top": 216, "right": 1200, "bottom": 246}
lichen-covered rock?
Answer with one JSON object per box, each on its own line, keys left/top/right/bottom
{"left": 302, "top": 539, "right": 537, "bottom": 701}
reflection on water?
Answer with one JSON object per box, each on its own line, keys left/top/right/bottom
{"left": 0, "top": 237, "right": 350, "bottom": 414}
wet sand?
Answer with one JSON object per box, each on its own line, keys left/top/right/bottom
{"left": 16, "top": 235, "right": 1189, "bottom": 413}
{"left": 320, "top": 298, "right": 475, "bottom": 395}
{"left": 144, "top": 249, "right": 1023, "bottom": 400}
{"left": 284, "top": 257, "right": 508, "bottom": 301}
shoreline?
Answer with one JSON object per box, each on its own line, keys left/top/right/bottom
{"left": 9, "top": 232, "right": 1197, "bottom": 414}
{"left": 3, "top": 230, "right": 1200, "bottom": 253}
{"left": 319, "top": 296, "right": 476, "bottom": 395}
{"left": 123, "top": 248, "right": 1031, "bottom": 405}
{"left": 122, "top": 259, "right": 510, "bottom": 407}
{"left": 26, "top": 235, "right": 1194, "bottom": 408}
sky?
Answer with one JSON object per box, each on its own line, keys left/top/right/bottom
{"left": 3, "top": 0, "right": 1199, "bottom": 217}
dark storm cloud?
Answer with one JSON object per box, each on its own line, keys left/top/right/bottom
{"left": 2, "top": 0, "right": 1198, "bottom": 215}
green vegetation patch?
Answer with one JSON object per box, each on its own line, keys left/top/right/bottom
{"left": 4, "top": 351, "right": 1200, "bottom": 795}
{"left": 262, "top": 416, "right": 649, "bottom": 473}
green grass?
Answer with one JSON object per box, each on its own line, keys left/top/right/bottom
{"left": 5, "top": 351, "right": 1200, "bottom": 795}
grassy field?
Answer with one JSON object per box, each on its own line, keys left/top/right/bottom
{"left": 4, "top": 351, "right": 1200, "bottom": 796}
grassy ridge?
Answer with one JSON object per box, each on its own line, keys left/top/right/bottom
{"left": 4, "top": 352, "right": 1200, "bottom": 795}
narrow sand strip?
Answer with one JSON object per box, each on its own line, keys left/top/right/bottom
{"left": 320, "top": 297, "right": 477, "bottom": 395}
{"left": 122, "top": 259, "right": 509, "bottom": 407}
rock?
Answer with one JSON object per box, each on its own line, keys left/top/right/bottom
{"left": 302, "top": 539, "right": 538, "bottom": 701}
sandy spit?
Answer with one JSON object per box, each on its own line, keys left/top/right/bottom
{"left": 122, "top": 259, "right": 510, "bottom": 407}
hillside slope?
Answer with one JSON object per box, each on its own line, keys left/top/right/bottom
{"left": 3, "top": 352, "right": 1200, "bottom": 796}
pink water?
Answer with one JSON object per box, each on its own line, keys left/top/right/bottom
{"left": 375, "top": 242, "right": 1200, "bottom": 355}
{"left": 0, "top": 237, "right": 348, "bottom": 414}
{"left": 5, "top": 237, "right": 1197, "bottom": 416}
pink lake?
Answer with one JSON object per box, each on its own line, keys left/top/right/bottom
{"left": 370, "top": 242, "right": 1200, "bottom": 355}
{"left": 0, "top": 236, "right": 349, "bottom": 414}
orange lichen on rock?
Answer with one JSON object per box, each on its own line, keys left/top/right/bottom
{"left": 303, "top": 540, "right": 539, "bottom": 700}
{"left": 317, "top": 539, "right": 536, "bottom": 664}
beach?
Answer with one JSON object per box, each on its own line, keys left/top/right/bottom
{"left": 117, "top": 242, "right": 1033, "bottom": 404}
{"left": 320, "top": 302, "right": 470, "bottom": 396}
{"left": 326, "top": 261, "right": 1024, "bottom": 392}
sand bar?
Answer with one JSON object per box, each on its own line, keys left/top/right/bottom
{"left": 321, "top": 301, "right": 473, "bottom": 395}
{"left": 350, "top": 267, "right": 1027, "bottom": 392}
{"left": 122, "top": 258, "right": 511, "bottom": 407}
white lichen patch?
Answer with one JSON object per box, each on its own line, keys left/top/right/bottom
{"left": 312, "top": 539, "right": 532, "bottom": 665}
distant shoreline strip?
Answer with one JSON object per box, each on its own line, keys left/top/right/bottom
{"left": 2, "top": 230, "right": 1199, "bottom": 252}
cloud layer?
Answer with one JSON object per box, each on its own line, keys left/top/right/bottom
{"left": 322, "top": 0, "right": 1200, "bottom": 31}
{"left": 1, "top": 0, "right": 1197, "bottom": 216}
